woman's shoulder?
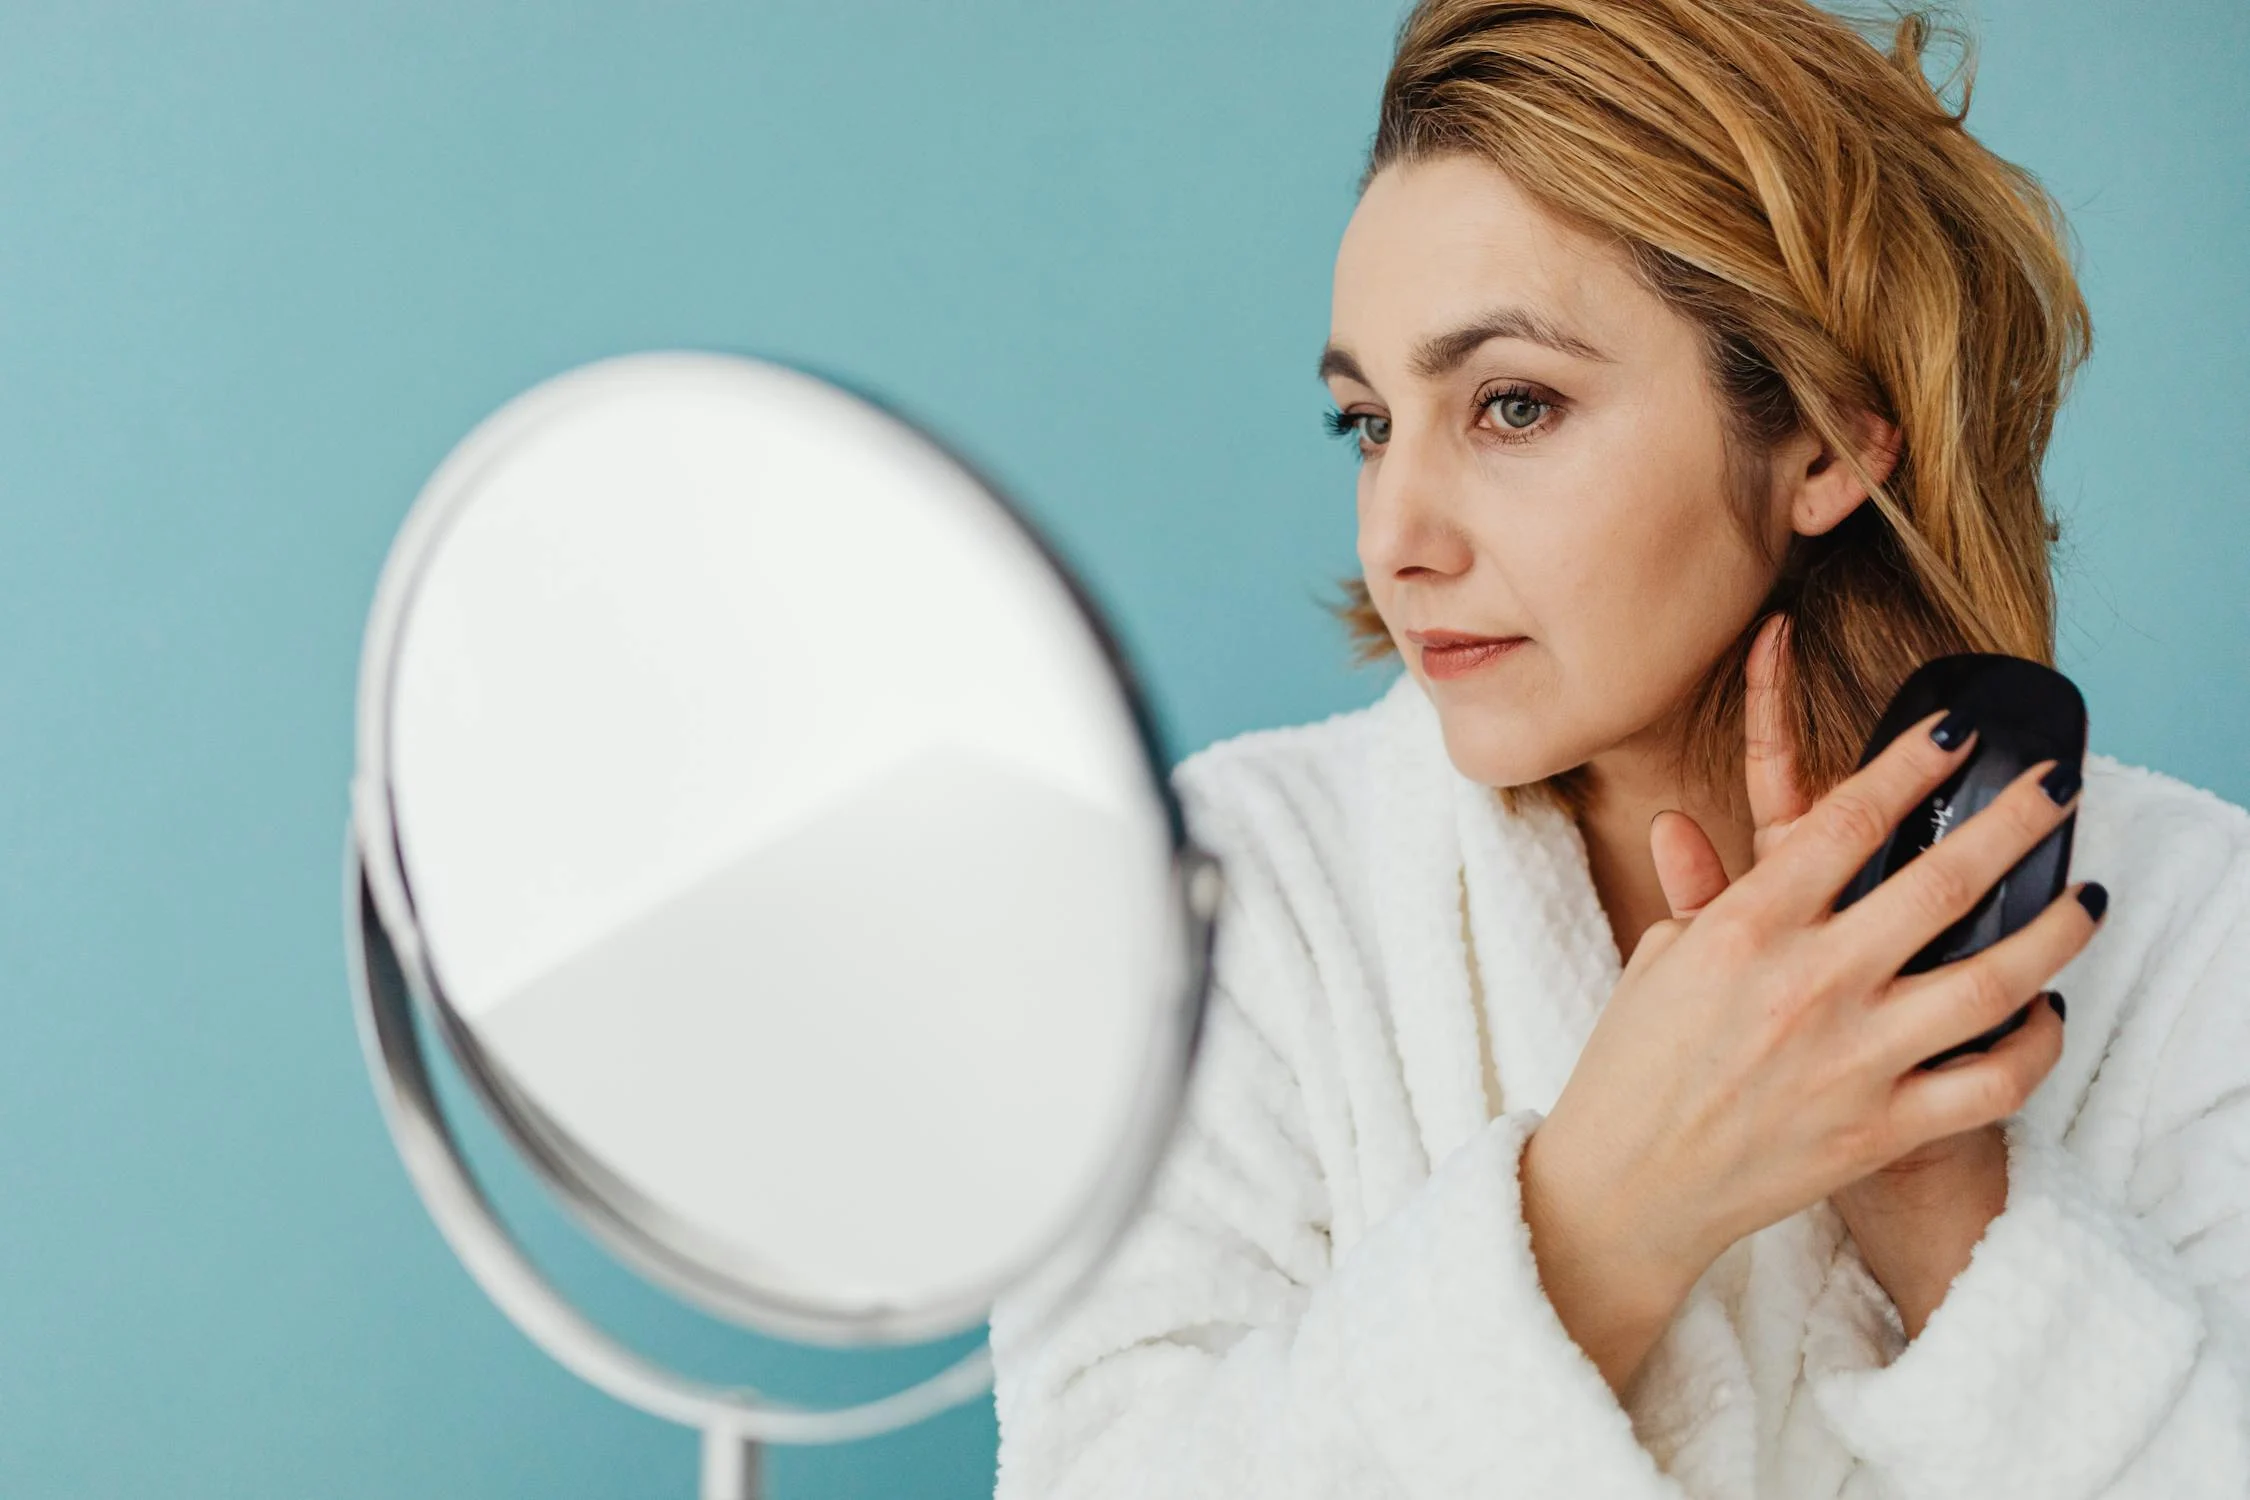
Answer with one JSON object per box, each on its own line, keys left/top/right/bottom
{"left": 1156, "top": 677, "right": 1447, "bottom": 965}
{"left": 2078, "top": 753, "right": 2250, "bottom": 936}
{"left": 2061, "top": 755, "right": 2250, "bottom": 1133}
{"left": 1166, "top": 674, "right": 1420, "bottom": 856}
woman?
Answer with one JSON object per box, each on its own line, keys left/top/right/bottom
{"left": 988, "top": 2, "right": 2250, "bottom": 1496}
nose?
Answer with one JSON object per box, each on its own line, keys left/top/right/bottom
{"left": 1356, "top": 425, "right": 1474, "bottom": 587}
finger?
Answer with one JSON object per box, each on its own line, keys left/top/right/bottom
{"left": 1651, "top": 809, "right": 1731, "bottom": 918}
{"left": 1867, "top": 879, "right": 2103, "bottom": 1074}
{"left": 1733, "top": 706, "right": 1977, "bottom": 924}
{"left": 1885, "top": 991, "right": 2064, "bottom": 1147}
{"left": 1744, "top": 615, "right": 1811, "bottom": 850}
{"left": 1835, "top": 757, "right": 2080, "bottom": 984}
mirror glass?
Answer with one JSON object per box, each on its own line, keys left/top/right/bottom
{"left": 365, "top": 353, "right": 1194, "bottom": 1344}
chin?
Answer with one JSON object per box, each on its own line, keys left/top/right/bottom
{"left": 1430, "top": 705, "right": 1581, "bottom": 792}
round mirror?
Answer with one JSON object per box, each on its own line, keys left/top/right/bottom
{"left": 345, "top": 351, "right": 1219, "bottom": 1485}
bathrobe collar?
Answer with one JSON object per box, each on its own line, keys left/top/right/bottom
{"left": 1361, "top": 669, "right": 1619, "bottom": 1162}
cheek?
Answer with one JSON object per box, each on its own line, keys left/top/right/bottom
{"left": 1510, "top": 429, "right": 1772, "bottom": 720}
{"left": 1354, "top": 466, "right": 1401, "bottom": 625}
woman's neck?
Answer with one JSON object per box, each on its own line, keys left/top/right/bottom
{"left": 1572, "top": 735, "right": 1754, "bottom": 964}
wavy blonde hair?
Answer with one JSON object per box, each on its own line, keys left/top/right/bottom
{"left": 1336, "top": 0, "right": 2089, "bottom": 808}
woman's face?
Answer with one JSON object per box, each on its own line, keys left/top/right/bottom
{"left": 1325, "top": 154, "right": 1794, "bottom": 790}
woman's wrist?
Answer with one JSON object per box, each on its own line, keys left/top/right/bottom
{"left": 1829, "top": 1125, "right": 2009, "bottom": 1340}
{"left": 1518, "top": 1118, "right": 1707, "bottom": 1399}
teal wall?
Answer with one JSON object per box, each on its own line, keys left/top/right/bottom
{"left": 0, "top": 3, "right": 2240, "bottom": 1496}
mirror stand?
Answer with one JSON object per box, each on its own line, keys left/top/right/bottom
{"left": 344, "top": 833, "right": 1001, "bottom": 1496}
{"left": 700, "top": 1431, "right": 763, "bottom": 1500}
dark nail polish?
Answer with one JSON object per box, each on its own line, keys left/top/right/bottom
{"left": 1929, "top": 708, "right": 1973, "bottom": 750}
{"left": 2040, "top": 760, "right": 2082, "bottom": 806}
{"left": 2047, "top": 991, "right": 2067, "bottom": 1024}
{"left": 2076, "top": 882, "right": 2109, "bottom": 922}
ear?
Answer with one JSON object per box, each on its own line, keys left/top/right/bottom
{"left": 1786, "top": 410, "right": 1902, "bottom": 538}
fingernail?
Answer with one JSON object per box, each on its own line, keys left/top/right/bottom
{"left": 2076, "top": 882, "right": 2108, "bottom": 922}
{"left": 2046, "top": 991, "right": 2067, "bottom": 1024}
{"left": 1930, "top": 709, "right": 1973, "bottom": 750}
{"left": 2040, "top": 760, "right": 2082, "bottom": 805}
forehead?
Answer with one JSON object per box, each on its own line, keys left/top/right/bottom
{"left": 1330, "top": 155, "right": 1646, "bottom": 364}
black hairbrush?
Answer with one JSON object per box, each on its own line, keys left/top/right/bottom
{"left": 1832, "top": 654, "right": 2086, "bottom": 1070}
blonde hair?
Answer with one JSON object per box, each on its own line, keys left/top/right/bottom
{"left": 1335, "top": 0, "right": 2089, "bottom": 808}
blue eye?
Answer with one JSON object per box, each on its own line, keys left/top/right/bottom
{"left": 1491, "top": 393, "right": 1546, "bottom": 428}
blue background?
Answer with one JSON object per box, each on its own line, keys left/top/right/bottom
{"left": 0, "top": 2, "right": 2240, "bottom": 1496}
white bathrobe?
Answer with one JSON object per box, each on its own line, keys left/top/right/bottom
{"left": 988, "top": 670, "right": 2250, "bottom": 1499}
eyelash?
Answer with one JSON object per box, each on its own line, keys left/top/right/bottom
{"left": 1322, "top": 381, "right": 1563, "bottom": 457}
{"left": 1322, "top": 407, "right": 1369, "bottom": 441}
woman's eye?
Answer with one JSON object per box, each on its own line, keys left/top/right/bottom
{"left": 1486, "top": 391, "right": 1549, "bottom": 430}
{"left": 1324, "top": 408, "right": 1392, "bottom": 449}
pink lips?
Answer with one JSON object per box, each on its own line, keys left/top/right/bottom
{"left": 1405, "top": 628, "right": 1527, "bottom": 681}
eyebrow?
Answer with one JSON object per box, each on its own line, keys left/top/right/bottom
{"left": 1317, "top": 305, "right": 1611, "bottom": 386}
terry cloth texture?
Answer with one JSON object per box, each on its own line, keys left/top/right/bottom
{"left": 989, "top": 671, "right": 2250, "bottom": 1499}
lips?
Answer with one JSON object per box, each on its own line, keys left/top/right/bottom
{"left": 1405, "top": 628, "right": 1526, "bottom": 681}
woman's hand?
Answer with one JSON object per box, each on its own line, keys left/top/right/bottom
{"left": 1642, "top": 617, "right": 2065, "bottom": 1337}
{"left": 1518, "top": 616, "right": 2103, "bottom": 1395}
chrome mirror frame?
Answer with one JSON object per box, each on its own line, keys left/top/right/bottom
{"left": 341, "top": 352, "right": 1224, "bottom": 1498}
